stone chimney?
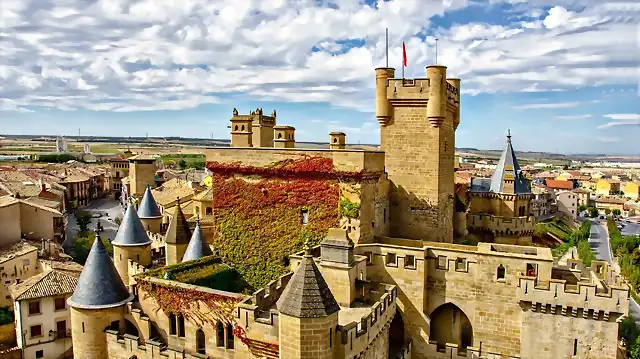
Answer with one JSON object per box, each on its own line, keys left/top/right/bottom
{"left": 329, "top": 132, "right": 346, "bottom": 150}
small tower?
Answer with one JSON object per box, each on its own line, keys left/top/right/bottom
{"left": 137, "top": 185, "right": 162, "bottom": 233}
{"left": 230, "top": 109, "right": 253, "bottom": 147}
{"left": 68, "top": 233, "right": 133, "bottom": 359}
{"left": 112, "top": 202, "right": 152, "bottom": 286}
{"left": 128, "top": 154, "right": 157, "bottom": 199}
{"left": 181, "top": 219, "right": 213, "bottom": 262}
{"left": 165, "top": 199, "right": 192, "bottom": 265}
{"left": 273, "top": 126, "right": 295, "bottom": 148}
{"left": 251, "top": 108, "right": 277, "bottom": 147}
{"left": 329, "top": 132, "right": 346, "bottom": 150}
{"left": 276, "top": 249, "right": 340, "bottom": 359}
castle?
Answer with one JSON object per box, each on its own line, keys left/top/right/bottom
{"left": 66, "top": 64, "right": 629, "bottom": 359}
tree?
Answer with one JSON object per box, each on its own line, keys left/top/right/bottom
{"left": 605, "top": 208, "right": 612, "bottom": 215}
{"left": 578, "top": 204, "right": 587, "bottom": 213}
{"left": 68, "top": 232, "right": 113, "bottom": 265}
{"left": 76, "top": 210, "right": 92, "bottom": 233}
{"left": 115, "top": 215, "right": 123, "bottom": 226}
{"left": 589, "top": 207, "right": 599, "bottom": 218}
{"left": 614, "top": 209, "right": 622, "bottom": 216}
{"left": 178, "top": 159, "right": 187, "bottom": 169}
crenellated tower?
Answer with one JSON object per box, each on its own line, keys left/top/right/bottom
{"left": 375, "top": 66, "right": 461, "bottom": 242}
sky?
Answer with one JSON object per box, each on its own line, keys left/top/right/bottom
{"left": 0, "top": 0, "right": 639, "bottom": 155}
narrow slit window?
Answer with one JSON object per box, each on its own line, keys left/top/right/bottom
{"left": 497, "top": 264, "right": 505, "bottom": 280}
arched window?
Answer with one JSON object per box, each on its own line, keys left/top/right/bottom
{"left": 496, "top": 264, "right": 505, "bottom": 280}
{"left": 177, "top": 315, "right": 185, "bottom": 337}
{"left": 241, "top": 125, "right": 245, "bottom": 131}
{"left": 226, "top": 323, "right": 234, "bottom": 349}
{"left": 234, "top": 125, "right": 238, "bottom": 131}
{"left": 278, "top": 133, "right": 282, "bottom": 139}
{"left": 169, "top": 314, "right": 177, "bottom": 335}
{"left": 333, "top": 138, "right": 338, "bottom": 143}
{"left": 196, "top": 328, "right": 206, "bottom": 354}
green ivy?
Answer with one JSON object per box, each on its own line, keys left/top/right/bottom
{"left": 339, "top": 199, "right": 361, "bottom": 219}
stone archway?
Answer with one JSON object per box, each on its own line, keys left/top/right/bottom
{"left": 429, "top": 303, "right": 473, "bottom": 352}
{"left": 388, "top": 310, "right": 405, "bottom": 357}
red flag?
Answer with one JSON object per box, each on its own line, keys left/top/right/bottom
{"left": 402, "top": 41, "right": 407, "bottom": 67}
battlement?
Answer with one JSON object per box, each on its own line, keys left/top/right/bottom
{"left": 516, "top": 274, "right": 629, "bottom": 318}
{"left": 338, "top": 284, "right": 398, "bottom": 358}
{"left": 106, "top": 330, "right": 207, "bottom": 359}
{"left": 425, "top": 341, "right": 520, "bottom": 359}
{"left": 384, "top": 78, "right": 460, "bottom": 108}
{"left": 205, "top": 147, "right": 386, "bottom": 174}
{"left": 236, "top": 272, "right": 294, "bottom": 327}
{"left": 147, "top": 231, "right": 166, "bottom": 250}
{"left": 467, "top": 213, "right": 535, "bottom": 236}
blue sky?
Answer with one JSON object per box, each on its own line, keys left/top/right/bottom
{"left": 1, "top": 0, "right": 639, "bottom": 154}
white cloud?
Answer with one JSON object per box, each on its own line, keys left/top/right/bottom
{"left": 555, "top": 114, "right": 592, "bottom": 119}
{"left": 0, "top": 0, "right": 638, "bottom": 113}
{"left": 597, "top": 137, "right": 621, "bottom": 143}
{"left": 598, "top": 113, "right": 640, "bottom": 129}
{"left": 513, "top": 101, "right": 581, "bottom": 110}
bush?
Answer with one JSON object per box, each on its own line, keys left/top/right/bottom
{"left": 589, "top": 207, "right": 599, "bottom": 218}
{"left": 577, "top": 240, "right": 595, "bottom": 266}
{"left": 605, "top": 208, "right": 612, "bottom": 215}
{"left": 614, "top": 209, "right": 622, "bottom": 216}
{"left": 0, "top": 306, "right": 13, "bottom": 325}
{"left": 578, "top": 204, "right": 587, "bottom": 213}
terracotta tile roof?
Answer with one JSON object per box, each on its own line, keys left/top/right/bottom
{"left": 0, "top": 171, "right": 44, "bottom": 197}
{"left": 0, "top": 242, "right": 38, "bottom": 264}
{"left": 164, "top": 201, "right": 194, "bottom": 218}
{"left": 572, "top": 188, "right": 590, "bottom": 194}
{"left": 193, "top": 188, "right": 212, "bottom": 201}
{"left": 38, "top": 260, "right": 83, "bottom": 274}
{"left": 10, "top": 269, "right": 79, "bottom": 301}
{"left": 596, "top": 197, "right": 626, "bottom": 204}
{"left": 20, "top": 199, "right": 62, "bottom": 216}
{"left": 0, "top": 195, "right": 19, "bottom": 208}
{"left": 128, "top": 154, "right": 158, "bottom": 161}
{"left": 24, "top": 197, "right": 61, "bottom": 211}
{"left": 152, "top": 178, "right": 199, "bottom": 206}
{"left": 544, "top": 179, "right": 574, "bottom": 190}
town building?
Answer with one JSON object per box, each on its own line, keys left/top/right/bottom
{"left": 556, "top": 191, "right": 579, "bottom": 219}
{"left": 595, "top": 197, "right": 626, "bottom": 213}
{"left": 0, "top": 196, "right": 64, "bottom": 246}
{"left": 572, "top": 188, "right": 591, "bottom": 207}
{"left": 596, "top": 179, "right": 621, "bottom": 196}
{"left": 623, "top": 181, "right": 640, "bottom": 200}
{"left": 530, "top": 186, "right": 555, "bottom": 219}
{"left": 63, "top": 64, "right": 628, "bottom": 359}
{"left": 10, "top": 269, "right": 78, "bottom": 359}
{"left": 544, "top": 179, "right": 574, "bottom": 192}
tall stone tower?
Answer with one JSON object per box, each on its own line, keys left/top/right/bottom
{"left": 112, "top": 202, "right": 152, "bottom": 286}
{"left": 68, "top": 233, "right": 133, "bottom": 359}
{"left": 276, "top": 250, "right": 340, "bottom": 359}
{"left": 375, "top": 65, "right": 461, "bottom": 242}
{"left": 128, "top": 154, "right": 157, "bottom": 199}
{"left": 137, "top": 185, "right": 162, "bottom": 233}
{"left": 165, "top": 200, "right": 192, "bottom": 265}
{"left": 229, "top": 107, "right": 277, "bottom": 147}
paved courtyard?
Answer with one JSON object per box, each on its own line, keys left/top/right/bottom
{"left": 64, "top": 198, "right": 124, "bottom": 248}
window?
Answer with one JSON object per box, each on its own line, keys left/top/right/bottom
{"left": 206, "top": 207, "right": 213, "bottom": 215}
{"left": 217, "top": 322, "right": 225, "bottom": 347}
{"left": 82, "top": 322, "right": 85, "bottom": 333}
{"left": 54, "top": 297, "right": 66, "bottom": 311}
{"left": 404, "top": 255, "right": 415, "bottom": 268}
{"left": 497, "top": 264, "right": 505, "bottom": 280}
{"left": 30, "top": 325, "right": 42, "bottom": 338}
{"left": 437, "top": 256, "right": 447, "bottom": 269}
{"left": 526, "top": 263, "right": 537, "bottom": 277}
{"left": 385, "top": 253, "right": 397, "bottom": 266}
{"left": 573, "top": 338, "right": 578, "bottom": 355}
{"left": 169, "top": 314, "right": 177, "bottom": 335}
{"left": 195, "top": 206, "right": 200, "bottom": 214}
{"left": 23, "top": 259, "right": 30, "bottom": 266}
{"left": 301, "top": 209, "right": 309, "bottom": 225}
{"left": 56, "top": 320, "right": 67, "bottom": 339}
{"left": 226, "top": 323, "right": 234, "bottom": 349}
{"left": 36, "top": 350, "right": 43, "bottom": 358}
{"left": 28, "top": 301, "right": 40, "bottom": 315}
{"left": 456, "top": 258, "right": 466, "bottom": 271}
{"left": 329, "top": 328, "right": 333, "bottom": 348}
{"left": 364, "top": 252, "right": 372, "bottom": 264}
{"left": 178, "top": 315, "right": 185, "bottom": 337}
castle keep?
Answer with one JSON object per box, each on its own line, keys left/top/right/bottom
{"left": 67, "top": 63, "right": 629, "bottom": 359}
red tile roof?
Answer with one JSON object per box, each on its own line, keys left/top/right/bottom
{"left": 545, "top": 179, "right": 574, "bottom": 190}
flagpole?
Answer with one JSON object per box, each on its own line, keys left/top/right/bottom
{"left": 402, "top": 42, "right": 405, "bottom": 80}
{"left": 385, "top": 28, "right": 389, "bottom": 68}
{"left": 435, "top": 38, "right": 439, "bottom": 64}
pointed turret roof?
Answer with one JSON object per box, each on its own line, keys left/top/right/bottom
{"left": 181, "top": 221, "right": 213, "bottom": 262}
{"left": 112, "top": 202, "right": 152, "bottom": 246}
{"left": 165, "top": 198, "right": 191, "bottom": 244}
{"left": 138, "top": 185, "right": 161, "bottom": 218}
{"left": 489, "top": 131, "right": 530, "bottom": 194}
{"left": 67, "top": 233, "right": 133, "bottom": 309}
{"left": 276, "top": 251, "right": 340, "bottom": 318}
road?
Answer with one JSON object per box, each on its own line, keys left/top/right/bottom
{"left": 63, "top": 198, "right": 124, "bottom": 250}
{"left": 589, "top": 219, "right": 640, "bottom": 324}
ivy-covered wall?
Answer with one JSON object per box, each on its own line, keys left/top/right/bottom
{"left": 206, "top": 156, "right": 362, "bottom": 290}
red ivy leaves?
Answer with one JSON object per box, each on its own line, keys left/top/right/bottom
{"left": 206, "top": 156, "right": 363, "bottom": 181}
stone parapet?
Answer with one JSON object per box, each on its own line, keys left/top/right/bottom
{"left": 424, "top": 341, "right": 521, "bottom": 359}
{"left": 236, "top": 272, "right": 294, "bottom": 328}
{"left": 467, "top": 213, "right": 535, "bottom": 236}
{"left": 147, "top": 231, "right": 166, "bottom": 250}
{"left": 338, "top": 285, "right": 397, "bottom": 358}
{"left": 384, "top": 78, "right": 460, "bottom": 108}
{"left": 106, "top": 329, "right": 208, "bottom": 359}
{"left": 516, "top": 276, "right": 629, "bottom": 318}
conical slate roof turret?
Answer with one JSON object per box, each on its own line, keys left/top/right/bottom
{"left": 68, "top": 232, "right": 133, "bottom": 309}
{"left": 112, "top": 202, "right": 152, "bottom": 246}
{"left": 181, "top": 220, "right": 213, "bottom": 262}
{"left": 165, "top": 198, "right": 191, "bottom": 245}
{"left": 276, "top": 250, "right": 340, "bottom": 318}
{"left": 138, "top": 185, "right": 161, "bottom": 218}
{"left": 489, "top": 131, "right": 530, "bottom": 194}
